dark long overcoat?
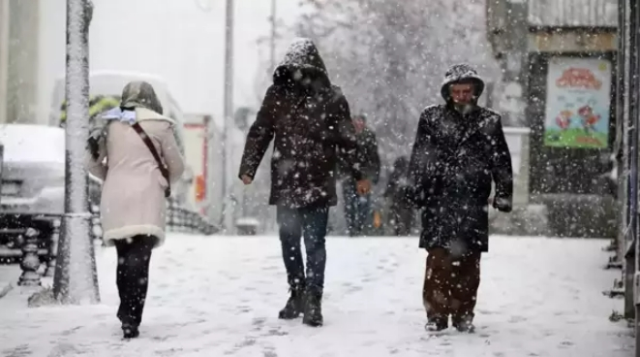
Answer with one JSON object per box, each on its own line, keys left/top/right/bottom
{"left": 409, "top": 102, "right": 513, "bottom": 253}
{"left": 239, "top": 39, "right": 363, "bottom": 209}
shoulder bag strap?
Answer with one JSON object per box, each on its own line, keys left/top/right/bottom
{"left": 130, "top": 122, "right": 171, "bottom": 198}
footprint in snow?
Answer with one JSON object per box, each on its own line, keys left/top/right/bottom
{"left": 47, "top": 343, "right": 83, "bottom": 357}
{"left": 2, "top": 345, "right": 32, "bottom": 357}
{"left": 263, "top": 347, "right": 278, "bottom": 357}
{"left": 60, "top": 326, "right": 82, "bottom": 336}
{"left": 559, "top": 341, "right": 574, "bottom": 347}
{"left": 252, "top": 317, "right": 266, "bottom": 328}
{"left": 264, "top": 327, "right": 288, "bottom": 337}
{"left": 508, "top": 315, "right": 527, "bottom": 323}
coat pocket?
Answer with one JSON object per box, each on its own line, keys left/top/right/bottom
{"left": 460, "top": 205, "right": 489, "bottom": 238}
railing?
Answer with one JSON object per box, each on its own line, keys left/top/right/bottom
{"left": 165, "top": 199, "right": 218, "bottom": 235}
{"left": 10, "top": 180, "right": 219, "bottom": 287}
{"left": 87, "top": 176, "right": 218, "bottom": 237}
{"left": 89, "top": 201, "right": 219, "bottom": 238}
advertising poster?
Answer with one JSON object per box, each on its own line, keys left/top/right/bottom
{"left": 543, "top": 57, "right": 612, "bottom": 149}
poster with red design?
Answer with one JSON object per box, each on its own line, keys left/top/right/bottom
{"left": 543, "top": 57, "right": 611, "bottom": 149}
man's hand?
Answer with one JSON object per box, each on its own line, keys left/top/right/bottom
{"left": 241, "top": 175, "right": 253, "bottom": 185}
{"left": 492, "top": 197, "right": 512, "bottom": 213}
{"left": 356, "top": 179, "right": 371, "bottom": 195}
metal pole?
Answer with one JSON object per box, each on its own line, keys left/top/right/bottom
{"left": 53, "top": 0, "right": 99, "bottom": 304}
{"left": 270, "top": 0, "right": 276, "bottom": 72}
{"left": 0, "top": 0, "right": 9, "bottom": 124}
{"left": 628, "top": 1, "right": 640, "bottom": 354}
{"left": 504, "top": 0, "right": 528, "bottom": 127}
{"left": 203, "top": 114, "right": 212, "bottom": 220}
{"left": 631, "top": 0, "right": 639, "bottom": 277}
{"left": 619, "top": 0, "right": 636, "bottom": 320}
{"left": 220, "top": 0, "right": 234, "bottom": 232}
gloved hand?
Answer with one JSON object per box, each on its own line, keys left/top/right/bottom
{"left": 87, "top": 121, "right": 107, "bottom": 160}
{"left": 87, "top": 136, "right": 101, "bottom": 160}
{"left": 493, "top": 197, "right": 512, "bottom": 213}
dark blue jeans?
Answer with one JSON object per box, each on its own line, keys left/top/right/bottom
{"left": 277, "top": 205, "right": 329, "bottom": 293}
{"left": 342, "top": 178, "right": 372, "bottom": 236}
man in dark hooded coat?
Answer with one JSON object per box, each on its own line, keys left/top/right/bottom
{"left": 238, "top": 38, "right": 371, "bottom": 327}
{"left": 409, "top": 64, "right": 513, "bottom": 332}
{"left": 384, "top": 156, "right": 414, "bottom": 236}
{"left": 337, "top": 113, "right": 381, "bottom": 236}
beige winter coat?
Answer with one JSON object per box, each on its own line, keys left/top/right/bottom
{"left": 86, "top": 107, "right": 185, "bottom": 248}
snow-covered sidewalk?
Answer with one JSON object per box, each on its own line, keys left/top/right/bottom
{"left": 0, "top": 235, "right": 633, "bottom": 356}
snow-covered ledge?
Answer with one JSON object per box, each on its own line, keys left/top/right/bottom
{"left": 502, "top": 126, "right": 531, "bottom": 207}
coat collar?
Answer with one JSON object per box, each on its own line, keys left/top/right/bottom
{"left": 444, "top": 104, "right": 484, "bottom": 147}
{"left": 135, "top": 107, "right": 176, "bottom": 124}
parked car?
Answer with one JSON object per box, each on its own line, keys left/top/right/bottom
{"left": 0, "top": 124, "right": 67, "bottom": 262}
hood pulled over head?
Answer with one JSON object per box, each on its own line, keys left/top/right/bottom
{"left": 120, "top": 81, "right": 164, "bottom": 114}
{"left": 273, "top": 38, "right": 330, "bottom": 89}
{"left": 440, "top": 63, "right": 485, "bottom": 102}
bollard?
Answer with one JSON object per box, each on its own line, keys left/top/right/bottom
{"left": 90, "top": 204, "right": 102, "bottom": 242}
{"left": 44, "top": 219, "right": 61, "bottom": 277}
{"left": 18, "top": 227, "right": 42, "bottom": 286}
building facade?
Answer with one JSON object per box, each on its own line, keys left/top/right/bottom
{"left": 0, "top": 0, "right": 40, "bottom": 124}
{"left": 486, "top": 0, "right": 618, "bottom": 238}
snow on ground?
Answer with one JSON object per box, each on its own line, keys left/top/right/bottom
{"left": 0, "top": 235, "right": 633, "bottom": 357}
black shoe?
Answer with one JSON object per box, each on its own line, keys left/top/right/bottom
{"left": 278, "top": 286, "right": 305, "bottom": 320}
{"left": 424, "top": 317, "right": 448, "bottom": 332}
{"left": 302, "top": 291, "right": 323, "bottom": 327}
{"left": 122, "top": 324, "right": 139, "bottom": 339}
{"left": 452, "top": 316, "right": 475, "bottom": 333}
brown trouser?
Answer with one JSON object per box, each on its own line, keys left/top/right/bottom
{"left": 422, "top": 247, "right": 481, "bottom": 324}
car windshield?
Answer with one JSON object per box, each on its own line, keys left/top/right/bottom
{"left": 0, "top": 124, "right": 65, "bottom": 164}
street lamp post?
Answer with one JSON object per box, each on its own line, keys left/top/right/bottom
{"left": 270, "top": 0, "right": 277, "bottom": 72}
{"left": 629, "top": 1, "right": 640, "bottom": 354}
{"left": 220, "top": 0, "right": 234, "bottom": 232}
{"left": 0, "top": 0, "right": 9, "bottom": 124}
{"left": 52, "top": 0, "right": 100, "bottom": 304}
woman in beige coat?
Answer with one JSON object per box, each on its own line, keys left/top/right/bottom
{"left": 86, "top": 81, "right": 185, "bottom": 339}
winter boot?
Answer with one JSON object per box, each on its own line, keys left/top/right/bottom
{"left": 452, "top": 316, "right": 475, "bottom": 333}
{"left": 278, "top": 285, "right": 305, "bottom": 320}
{"left": 122, "top": 323, "right": 139, "bottom": 339}
{"left": 424, "top": 317, "right": 448, "bottom": 332}
{"left": 302, "top": 290, "right": 323, "bottom": 327}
